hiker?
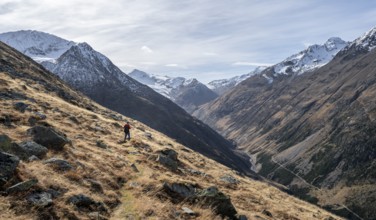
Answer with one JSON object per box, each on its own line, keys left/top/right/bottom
{"left": 123, "top": 121, "right": 131, "bottom": 141}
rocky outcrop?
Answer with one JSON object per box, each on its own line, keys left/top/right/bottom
{"left": 160, "top": 182, "right": 238, "bottom": 219}
{"left": 196, "top": 186, "right": 237, "bottom": 219}
{"left": 27, "top": 126, "right": 69, "bottom": 151}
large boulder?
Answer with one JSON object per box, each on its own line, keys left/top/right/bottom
{"left": 156, "top": 149, "right": 179, "bottom": 171}
{"left": 0, "top": 135, "right": 48, "bottom": 160}
{"left": 195, "top": 186, "right": 237, "bottom": 219}
{"left": 0, "top": 152, "right": 20, "bottom": 186}
{"left": 27, "top": 126, "right": 70, "bottom": 151}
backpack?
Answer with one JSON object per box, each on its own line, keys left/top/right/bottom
{"left": 124, "top": 124, "right": 130, "bottom": 132}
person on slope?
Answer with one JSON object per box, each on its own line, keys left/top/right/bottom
{"left": 123, "top": 121, "right": 131, "bottom": 142}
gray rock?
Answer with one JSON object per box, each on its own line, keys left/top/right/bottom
{"left": 28, "top": 116, "right": 38, "bottom": 126}
{"left": 28, "top": 155, "right": 40, "bottom": 162}
{"left": 238, "top": 215, "right": 248, "bottom": 220}
{"left": 0, "top": 134, "right": 13, "bottom": 152}
{"left": 14, "top": 102, "right": 29, "bottom": 113}
{"left": 156, "top": 149, "right": 179, "bottom": 171}
{"left": 34, "top": 112, "right": 47, "bottom": 120}
{"left": 87, "top": 179, "right": 103, "bottom": 193}
{"left": 6, "top": 179, "right": 38, "bottom": 194}
{"left": 262, "top": 209, "right": 272, "bottom": 217}
{"left": 27, "top": 192, "right": 52, "bottom": 207}
{"left": 130, "top": 163, "right": 139, "bottom": 172}
{"left": 162, "top": 182, "right": 197, "bottom": 198}
{"left": 27, "top": 126, "right": 70, "bottom": 151}
{"left": 17, "top": 141, "right": 48, "bottom": 159}
{"left": 196, "top": 186, "right": 237, "bottom": 219}
{"left": 182, "top": 207, "right": 197, "bottom": 216}
{"left": 68, "top": 116, "right": 80, "bottom": 124}
{"left": 96, "top": 140, "right": 107, "bottom": 149}
{"left": 44, "top": 158, "right": 73, "bottom": 171}
{"left": 109, "top": 114, "right": 122, "bottom": 121}
{"left": 67, "top": 194, "right": 107, "bottom": 212}
{"left": 0, "top": 152, "right": 19, "bottom": 185}
{"left": 1, "top": 136, "right": 48, "bottom": 160}
{"left": 220, "top": 174, "right": 240, "bottom": 184}
{"left": 144, "top": 132, "right": 153, "bottom": 139}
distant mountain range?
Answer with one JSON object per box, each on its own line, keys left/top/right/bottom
{"left": 128, "top": 69, "right": 218, "bottom": 113}
{"left": 194, "top": 28, "right": 376, "bottom": 219}
{"left": 0, "top": 30, "right": 253, "bottom": 174}
{"left": 207, "top": 66, "right": 267, "bottom": 95}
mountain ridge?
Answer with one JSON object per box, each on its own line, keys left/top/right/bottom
{"left": 128, "top": 69, "right": 218, "bottom": 113}
{"left": 193, "top": 28, "right": 376, "bottom": 219}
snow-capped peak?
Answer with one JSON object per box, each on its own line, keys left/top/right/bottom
{"left": 0, "top": 30, "right": 76, "bottom": 63}
{"left": 128, "top": 69, "right": 200, "bottom": 99}
{"left": 207, "top": 66, "right": 267, "bottom": 95}
{"left": 273, "top": 37, "right": 349, "bottom": 76}
{"left": 351, "top": 27, "right": 376, "bottom": 51}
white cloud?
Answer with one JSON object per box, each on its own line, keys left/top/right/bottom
{"left": 232, "top": 62, "right": 272, "bottom": 66}
{"left": 0, "top": 0, "right": 375, "bottom": 81}
{"left": 203, "top": 52, "right": 218, "bottom": 56}
{"left": 165, "top": 64, "right": 179, "bottom": 67}
{"left": 141, "top": 45, "right": 153, "bottom": 53}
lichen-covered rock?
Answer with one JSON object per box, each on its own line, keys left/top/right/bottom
{"left": 0, "top": 151, "right": 19, "bottom": 186}
{"left": 162, "top": 182, "right": 197, "bottom": 200}
{"left": 0, "top": 135, "right": 48, "bottom": 160}
{"left": 44, "top": 158, "right": 73, "bottom": 171}
{"left": 6, "top": 179, "right": 38, "bottom": 194}
{"left": 156, "top": 149, "right": 179, "bottom": 171}
{"left": 27, "top": 126, "right": 69, "bottom": 151}
{"left": 13, "top": 102, "right": 29, "bottom": 112}
{"left": 67, "top": 194, "right": 107, "bottom": 212}
{"left": 195, "top": 186, "right": 237, "bottom": 219}
{"left": 220, "top": 174, "right": 240, "bottom": 184}
{"left": 27, "top": 192, "right": 53, "bottom": 207}
{"left": 17, "top": 141, "right": 48, "bottom": 159}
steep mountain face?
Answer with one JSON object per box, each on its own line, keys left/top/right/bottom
{"left": 0, "top": 41, "right": 341, "bottom": 220}
{"left": 0, "top": 30, "right": 252, "bottom": 175}
{"left": 129, "top": 69, "right": 218, "bottom": 113}
{"left": 194, "top": 30, "right": 376, "bottom": 219}
{"left": 0, "top": 30, "right": 75, "bottom": 63}
{"left": 208, "top": 66, "right": 267, "bottom": 95}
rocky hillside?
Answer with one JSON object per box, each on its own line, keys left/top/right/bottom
{"left": 129, "top": 69, "right": 218, "bottom": 113}
{"left": 194, "top": 28, "right": 376, "bottom": 219}
{"left": 0, "top": 30, "right": 250, "bottom": 175}
{"left": 0, "top": 42, "right": 341, "bottom": 219}
{"left": 207, "top": 66, "right": 267, "bottom": 95}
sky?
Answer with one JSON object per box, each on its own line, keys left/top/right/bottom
{"left": 0, "top": 0, "right": 376, "bottom": 83}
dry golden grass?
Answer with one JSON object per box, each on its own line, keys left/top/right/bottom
{"left": 0, "top": 72, "right": 341, "bottom": 219}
